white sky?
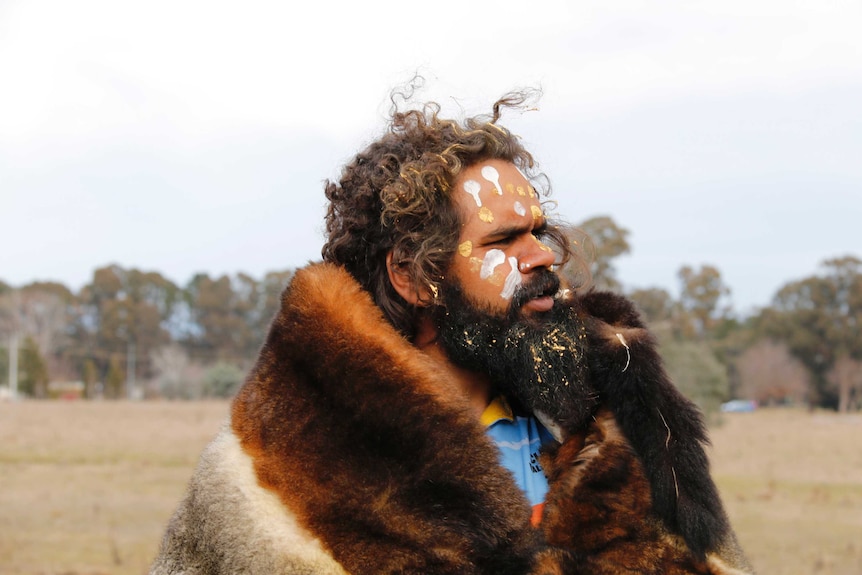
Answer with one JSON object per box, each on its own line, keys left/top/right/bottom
{"left": 2, "top": 0, "right": 860, "bottom": 316}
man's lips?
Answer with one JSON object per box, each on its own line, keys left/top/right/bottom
{"left": 513, "top": 270, "right": 561, "bottom": 313}
{"left": 521, "top": 295, "right": 555, "bottom": 313}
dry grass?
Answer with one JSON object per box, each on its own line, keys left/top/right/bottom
{"left": 1, "top": 401, "right": 860, "bottom": 575}
{"left": 709, "top": 409, "right": 862, "bottom": 575}
{"left": 0, "top": 401, "right": 229, "bottom": 575}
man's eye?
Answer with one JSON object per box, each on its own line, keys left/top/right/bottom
{"left": 489, "top": 236, "right": 516, "bottom": 247}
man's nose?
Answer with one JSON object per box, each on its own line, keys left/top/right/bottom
{"left": 517, "top": 236, "right": 557, "bottom": 273}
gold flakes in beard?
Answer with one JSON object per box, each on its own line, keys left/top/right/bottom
{"left": 531, "top": 205, "right": 543, "bottom": 221}
{"left": 478, "top": 207, "right": 494, "bottom": 223}
{"left": 469, "top": 257, "right": 483, "bottom": 273}
{"left": 458, "top": 240, "right": 473, "bottom": 257}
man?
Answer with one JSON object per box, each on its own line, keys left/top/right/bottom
{"left": 151, "top": 93, "right": 752, "bottom": 574}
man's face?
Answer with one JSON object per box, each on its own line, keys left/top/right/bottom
{"left": 448, "top": 160, "right": 558, "bottom": 318}
{"left": 435, "top": 161, "right": 596, "bottom": 428}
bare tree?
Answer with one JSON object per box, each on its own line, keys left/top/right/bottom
{"left": 150, "top": 344, "right": 203, "bottom": 399}
{"left": 735, "top": 340, "right": 810, "bottom": 406}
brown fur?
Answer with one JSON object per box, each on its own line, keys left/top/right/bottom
{"left": 230, "top": 263, "right": 540, "bottom": 574}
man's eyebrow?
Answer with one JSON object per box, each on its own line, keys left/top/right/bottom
{"left": 482, "top": 220, "right": 546, "bottom": 242}
{"left": 483, "top": 223, "right": 529, "bottom": 239}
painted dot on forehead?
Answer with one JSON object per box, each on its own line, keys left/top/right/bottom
{"left": 516, "top": 185, "right": 526, "bottom": 197}
{"left": 481, "top": 165, "right": 503, "bottom": 195}
{"left": 505, "top": 183, "right": 515, "bottom": 194}
{"left": 531, "top": 205, "right": 544, "bottom": 221}
{"left": 478, "top": 207, "right": 494, "bottom": 223}
{"left": 463, "top": 179, "right": 482, "bottom": 207}
{"left": 458, "top": 241, "right": 473, "bottom": 258}
{"left": 513, "top": 201, "right": 526, "bottom": 217}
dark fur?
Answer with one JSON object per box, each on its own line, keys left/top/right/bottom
{"left": 577, "top": 291, "right": 728, "bottom": 556}
{"left": 530, "top": 291, "right": 752, "bottom": 573}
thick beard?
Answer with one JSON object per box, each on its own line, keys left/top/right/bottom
{"left": 433, "top": 270, "right": 597, "bottom": 435}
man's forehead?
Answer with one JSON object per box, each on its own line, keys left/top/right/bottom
{"left": 455, "top": 160, "right": 542, "bottom": 223}
{"left": 459, "top": 160, "right": 531, "bottom": 191}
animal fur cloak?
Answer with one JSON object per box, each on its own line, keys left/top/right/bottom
{"left": 151, "top": 263, "right": 753, "bottom": 575}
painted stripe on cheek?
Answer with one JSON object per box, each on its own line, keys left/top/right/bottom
{"left": 501, "top": 257, "right": 522, "bottom": 299}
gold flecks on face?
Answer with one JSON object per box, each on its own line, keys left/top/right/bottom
{"left": 458, "top": 240, "right": 473, "bottom": 257}
{"left": 478, "top": 207, "right": 494, "bottom": 223}
{"left": 516, "top": 185, "right": 526, "bottom": 196}
{"left": 505, "top": 183, "right": 515, "bottom": 194}
{"left": 528, "top": 185, "right": 536, "bottom": 198}
{"left": 531, "top": 205, "right": 543, "bottom": 221}
{"left": 469, "top": 257, "right": 482, "bottom": 273}
{"left": 532, "top": 234, "right": 553, "bottom": 252}
{"left": 489, "top": 268, "right": 506, "bottom": 286}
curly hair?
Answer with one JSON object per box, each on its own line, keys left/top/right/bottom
{"left": 322, "top": 89, "right": 574, "bottom": 337}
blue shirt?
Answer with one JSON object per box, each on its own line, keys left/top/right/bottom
{"left": 482, "top": 396, "right": 555, "bottom": 526}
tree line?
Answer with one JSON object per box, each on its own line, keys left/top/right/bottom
{"left": 0, "top": 267, "right": 294, "bottom": 400}
{"left": 2, "top": 215, "right": 860, "bottom": 412}
{"left": 563, "top": 217, "right": 861, "bottom": 413}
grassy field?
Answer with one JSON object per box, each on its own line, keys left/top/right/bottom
{"left": 1, "top": 401, "right": 860, "bottom": 575}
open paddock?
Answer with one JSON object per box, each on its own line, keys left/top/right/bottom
{"left": 1, "top": 401, "right": 860, "bottom": 575}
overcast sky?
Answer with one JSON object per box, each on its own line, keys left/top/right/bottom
{"left": 2, "top": 0, "right": 860, "bottom": 316}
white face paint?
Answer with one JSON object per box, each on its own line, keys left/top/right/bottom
{"left": 513, "top": 201, "right": 526, "bottom": 216}
{"left": 480, "top": 165, "right": 503, "bottom": 195}
{"left": 500, "top": 256, "right": 522, "bottom": 300}
{"left": 463, "top": 179, "right": 482, "bottom": 207}
{"left": 480, "top": 249, "right": 506, "bottom": 280}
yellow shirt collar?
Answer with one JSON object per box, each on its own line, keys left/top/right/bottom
{"left": 481, "top": 395, "right": 514, "bottom": 426}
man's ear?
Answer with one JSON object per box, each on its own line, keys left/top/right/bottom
{"left": 386, "top": 252, "right": 429, "bottom": 306}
